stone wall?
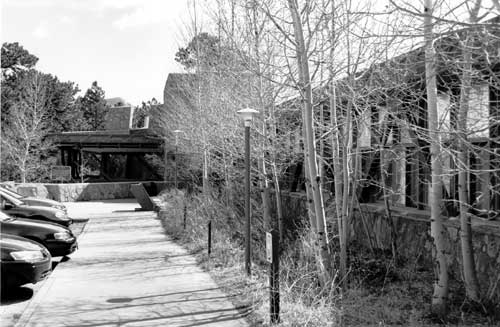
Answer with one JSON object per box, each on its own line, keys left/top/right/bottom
{"left": 279, "top": 192, "right": 500, "bottom": 302}
{"left": 353, "top": 203, "right": 500, "bottom": 303}
{"left": 14, "top": 181, "right": 167, "bottom": 202}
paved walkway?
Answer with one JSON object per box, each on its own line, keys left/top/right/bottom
{"left": 15, "top": 199, "right": 250, "bottom": 327}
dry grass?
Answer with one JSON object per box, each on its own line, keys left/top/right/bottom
{"left": 157, "top": 191, "right": 341, "bottom": 326}
{"left": 157, "top": 191, "right": 500, "bottom": 326}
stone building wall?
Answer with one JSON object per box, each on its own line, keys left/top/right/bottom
{"left": 104, "top": 106, "right": 133, "bottom": 130}
{"left": 279, "top": 192, "right": 500, "bottom": 302}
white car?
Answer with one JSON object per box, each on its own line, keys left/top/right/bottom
{"left": 0, "top": 190, "right": 72, "bottom": 227}
{"left": 0, "top": 186, "right": 67, "bottom": 213}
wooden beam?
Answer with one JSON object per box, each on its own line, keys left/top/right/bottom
{"left": 83, "top": 147, "right": 162, "bottom": 153}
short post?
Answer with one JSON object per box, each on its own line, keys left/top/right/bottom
{"left": 207, "top": 220, "right": 212, "bottom": 256}
{"left": 183, "top": 201, "right": 187, "bottom": 230}
{"left": 267, "top": 229, "right": 280, "bottom": 324}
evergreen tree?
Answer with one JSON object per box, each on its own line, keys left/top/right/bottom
{"left": 76, "top": 81, "right": 109, "bottom": 130}
{"left": 1, "top": 42, "right": 38, "bottom": 77}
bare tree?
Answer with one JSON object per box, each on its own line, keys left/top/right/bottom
{"left": 423, "top": 0, "right": 449, "bottom": 316}
{"left": 1, "top": 70, "right": 52, "bottom": 183}
{"left": 457, "top": 0, "right": 482, "bottom": 303}
{"left": 286, "top": 0, "right": 332, "bottom": 286}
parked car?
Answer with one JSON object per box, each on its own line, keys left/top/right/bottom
{"left": 0, "top": 185, "right": 67, "bottom": 213}
{"left": 1, "top": 233, "right": 52, "bottom": 289}
{"left": 0, "top": 190, "right": 72, "bottom": 227}
{"left": 0, "top": 211, "right": 77, "bottom": 257}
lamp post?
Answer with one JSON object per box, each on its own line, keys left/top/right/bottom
{"left": 173, "top": 129, "right": 182, "bottom": 189}
{"left": 237, "top": 107, "right": 258, "bottom": 276}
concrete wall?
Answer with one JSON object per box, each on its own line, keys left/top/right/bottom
{"left": 14, "top": 181, "right": 167, "bottom": 202}
{"left": 104, "top": 106, "right": 133, "bottom": 130}
{"left": 279, "top": 192, "right": 500, "bottom": 302}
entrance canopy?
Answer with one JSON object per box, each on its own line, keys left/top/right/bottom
{"left": 48, "top": 105, "right": 165, "bottom": 182}
{"left": 51, "top": 130, "right": 163, "bottom": 153}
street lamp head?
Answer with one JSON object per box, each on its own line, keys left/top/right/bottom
{"left": 173, "top": 129, "right": 183, "bottom": 134}
{"left": 237, "top": 108, "right": 259, "bottom": 126}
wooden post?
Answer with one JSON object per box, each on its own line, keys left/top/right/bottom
{"left": 183, "top": 199, "right": 187, "bottom": 230}
{"left": 61, "top": 148, "right": 66, "bottom": 165}
{"left": 101, "top": 153, "right": 109, "bottom": 177}
{"left": 267, "top": 229, "right": 280, "bottom": 323}
{"left": 79, "top": 148, "right": 83, "bottom": 183}
{"left": 208, "top": 220, "right": 212, "bottom": 256}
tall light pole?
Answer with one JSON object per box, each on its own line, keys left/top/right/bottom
{"left": 237, "top": 107, "right": 258, "bottom": 276}
{"left": 173, "top": 129, "right": 182, "bottom": 189}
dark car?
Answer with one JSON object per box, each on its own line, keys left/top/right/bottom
{"left": 0, "top": 185, "right": 67, "bottom": 213}
{"left": 0, "top": 211, "right": 78, "bottom": 257}
{"left": 1, "top": 234, "right": 52, "bottom": 289}
{"left": 0, "top": 190, "right": 72, "bottom": 227}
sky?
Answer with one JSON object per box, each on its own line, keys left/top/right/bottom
{"left": 2, "top": 0, "right": 498, "bottom": 107}
{"left": 1, "top": 0, "right": 202, "bottom": 106}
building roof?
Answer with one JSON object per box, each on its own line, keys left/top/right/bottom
{"left": 48, "top": 130, "right": 163, "bottom": 153}
{"left": 105, "top": 97, "right": 131, "bottom": 107}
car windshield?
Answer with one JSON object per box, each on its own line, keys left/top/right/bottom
{"left": 0, "top": 186, "right": 23, "bottom": 199}
{"left": 0, "top": 211, "right": 15, "bottom": 222}
{"left": 0, "top": 190, "right": 24, "bottom": 206}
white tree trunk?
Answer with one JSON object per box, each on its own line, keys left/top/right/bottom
{"left": 424, "top": 0, "right": 449, "bottom": 316}
{"left": 287, "top": 0, "right": 331, "bottom": 286}
{"left": 458, "top": 0, "right": 481, "bottom": 301}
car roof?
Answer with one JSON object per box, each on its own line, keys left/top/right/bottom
{"left": 0, "top": 189, "right": 24, "bottom": 206}
{"left": 0, "top": 186, "right": 22, "bottom": 199}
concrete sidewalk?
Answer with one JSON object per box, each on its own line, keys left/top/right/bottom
{"left": 15, "top": 199, "right": 250, "bottom": 327}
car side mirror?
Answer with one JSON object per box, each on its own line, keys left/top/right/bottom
{"left": 4, "top": 203, "right": 13, "bottom": 210}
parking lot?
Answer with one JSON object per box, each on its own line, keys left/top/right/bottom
{"left": 1, "top": 217, "right": 88, "bottom": 326}
{"left": 1, "top": 199, "right": 249, "bottom": 327}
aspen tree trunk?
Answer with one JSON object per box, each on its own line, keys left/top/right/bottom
{"left": 458, "top": 0, "right": 481, "bottom": 301}
{"left": 269, "top": 103, "right": 284, "bottom": 242}
{"left": 193, "top": 0, "right": 210, "bottom": 200}
{"left": 287, "top": 0, "right": 331, "bottom": 285}
{"left": 303, "top": 143, "right": 319, "bottom": 233}
{"left": 20, "top": 166, "right": 27, "bottom": 183}
{"left": 250, "top": 1, "right": 273, "bottom": 230}
{"left": 328, "top": 0, "right": 347, "bottom": 287}
{"left": 330, "top": 81, "right": 346, "bottom": 285}
{"left": 424, "top": 0, "right": 449, "bottom": 316}
{"left": 379, "top": 116, "right": 397, "bottom": 262}
{"left": 340, "top": 96, "right": 353, "bottom": 289}
{"left": 319, "top": 105, "right": 326, "bottom": 191}
{"left": 223, "top": 149, "right": 231, "bottom": 206}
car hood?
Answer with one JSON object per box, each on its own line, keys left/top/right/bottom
{"left": 1, "top": 217, "right": 68, "bottom": 234}
{"left": 0, "top": 234, "right": 45, "bottom": 252}
{"left": 23, "top": 197, "right": 63, "bottom": 207}
{"left": 6, "top": 205, "right": 65, "bottom": 218}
